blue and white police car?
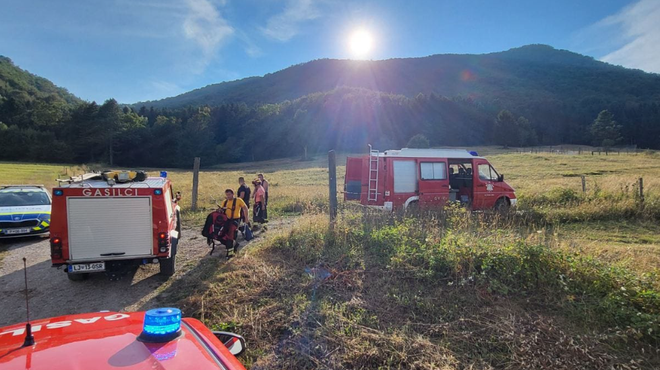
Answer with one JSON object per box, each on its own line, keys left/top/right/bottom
{"left": 0, "top": 185, "right": 52, "bottom": 238}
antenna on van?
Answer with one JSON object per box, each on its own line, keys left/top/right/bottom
{"left": 22, "top": 258, "right": 35, "bottom": 347}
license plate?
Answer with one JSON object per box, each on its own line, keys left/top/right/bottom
{"left": 5, "top": 228, "right": 31, "bottom": 235}
{"left": 69, "top": 262, "right": 105, "bottom": 273}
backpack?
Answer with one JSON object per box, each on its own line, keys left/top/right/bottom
{"left": 202, "top": 210, "right": 228, "bottom": 241}
{"left": 201, "top": 198, "right": 237, "bottom": 242}
{"left": 243, "top": 223, "right": 254, "bottom": 241}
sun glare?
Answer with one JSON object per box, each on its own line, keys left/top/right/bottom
{"left": 349, "top": 29, "right": 373, "bottom": 59}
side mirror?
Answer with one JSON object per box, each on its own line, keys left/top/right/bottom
{"left": 497, "top": 174, "right": 504, "bottom": 182}
{"left": 213, "top": 331, "right": 246, "bottom": 357}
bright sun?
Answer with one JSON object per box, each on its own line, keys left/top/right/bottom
{"left": 349, "top": 29, "right": 373, "bottom": 59}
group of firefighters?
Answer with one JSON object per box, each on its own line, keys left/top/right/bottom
{"left": 220, "top": 173, "right": 269, "bottom": 227}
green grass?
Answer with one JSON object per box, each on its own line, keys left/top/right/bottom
{"left": 3, "top": 150, "right": 660, "bottom": 368}
{"left": 2, "top": 149, "right": 660, "bottom": 273}
{"left": 0, "top": 162, "right": 85, "bottom": 187}
{"left": 176, "top": 212, "right": 660, "bottom": 368}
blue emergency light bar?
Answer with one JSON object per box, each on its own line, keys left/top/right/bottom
{"left": 469, "top": 151, "right": 479, "bottom": 156}
{"left": 160, "top": 171, "right": 168, "bottom": 178}
{"left": 54, "top": 189, "right": 64, "bottom": 196}
{"left": 154, "top": 189, "right": 163, "bottom": 195}
{"left": 139, "top": 308, "right": 182, "bottom": 342}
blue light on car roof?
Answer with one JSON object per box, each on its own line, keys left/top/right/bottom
{"left": 139, "top": 308, "right": 182, "bottom": 342}
{"left": 469, "top": 151, "right": 479, "bottom": 156}
{"left": 160, "top": 171, "right": 168, "bottom": 178}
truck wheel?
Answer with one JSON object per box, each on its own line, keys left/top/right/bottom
{"left": 405, "top": 201, "right": 420, "bottom": 216}
{"left": 159, "top": 256, "right": 176, "bottom": 276}
{"left": 67, "top": 273, "right": 88, "bottom": 282}
{"left": 494, "top": 198, "right": 510, "bottom": 213}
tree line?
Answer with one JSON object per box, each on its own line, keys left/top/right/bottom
{"left": 0, "top": 87, "right": 654, "bottom": 168}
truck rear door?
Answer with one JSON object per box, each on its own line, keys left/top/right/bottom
{"left": 344, "top": 157, "right": 363, "bottom": 201}
{"left": 418, "top": 160, "right": 450, "bottom": 208}
{"left": 67, "top": 197, "right": 153, "bottom": 261}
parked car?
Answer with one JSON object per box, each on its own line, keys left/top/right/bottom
{"left": 0, "top": 185, "right": 51, "bottom": 238}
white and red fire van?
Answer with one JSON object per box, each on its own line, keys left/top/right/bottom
{"left": 344, "top": 147, "right": 517, "bottom": 211}
{"left": 49, "top": 172, "right": 181, "bottom": 281}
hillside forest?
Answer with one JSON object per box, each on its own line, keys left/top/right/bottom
{"left": 1, "top": 46, "right": 660, "bottom": 168}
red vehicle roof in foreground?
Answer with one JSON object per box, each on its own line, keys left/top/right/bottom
{"left": 0, "top": 311, "right": 245, "bottom": 370}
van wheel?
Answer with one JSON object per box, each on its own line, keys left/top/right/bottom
{"left": 494, "top": 198, "right": 510, "bottom": 213}
{"left": 159, "top": 256, "right": 176, "bottom": 276}
{"left": 67, "top": 273, "right": 88, "bottom": 282}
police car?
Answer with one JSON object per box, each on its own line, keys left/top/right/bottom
{"left": 0, "top": 307, "right": 247, "bottom": 370}
{"left": 0, "top": 185, "right": 51, "bottom": 238}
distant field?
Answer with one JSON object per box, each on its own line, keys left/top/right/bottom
{"left": 2, "top": 148, "right": 659, "bottom": 273}
{"left": 0, "top": 162, "right": 85, "bottom": 188}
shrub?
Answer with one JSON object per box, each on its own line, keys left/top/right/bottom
{"left": 333, "top": 213, "right": 660, "bottom": 344}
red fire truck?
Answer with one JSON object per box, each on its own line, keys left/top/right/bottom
{"left": 49, "top": 172, "right": 181, "bottom": 281}
{"left": 0, "top": 307, "right": 247, "bottom": 370}
{"left": 344, "top": 147, "right": 517, "bottom": 211}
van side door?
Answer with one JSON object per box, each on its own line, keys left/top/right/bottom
{"left": 418, "top": 160, "right": 450, "bottom": 209}
{"left": 473, "top": 160, "right": 499, "bottom": 210}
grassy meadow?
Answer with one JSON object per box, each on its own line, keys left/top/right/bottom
{"left": 3, "top": 148, "right": 659, "bottom": 274}
{"left": 2, "top": 148, "right": 660, "bottom": 368}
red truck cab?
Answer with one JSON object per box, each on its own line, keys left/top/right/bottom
{"left": 0, "top": 308, "right": 247, "bottom": 370}
{"left": 345, "top": 147, "right": 517, "bottom": 211}
{"left": 49, "top": 172, "right": 181, "bottom": 280}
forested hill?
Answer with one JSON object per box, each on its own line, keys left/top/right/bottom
{"left": 2, "top": 45, "right": 660, "bottom": 168}
{"left": 136, "top": 45, "right": 660, "bottom": 109}
{"left": 0, "top": 56, "right": 81, "bottom": 123}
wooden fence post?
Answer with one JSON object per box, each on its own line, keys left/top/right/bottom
{"left": 581, "top": 175, "right": 586, "bottom": 194}
{"left": 191, "top": 157, "right": 201, "bottom": 211}
{"left": 328, "top": 150, "right": 338, "bottom": 223}
{"left": 639, "top": 177, "right": 644, "bottom": 203}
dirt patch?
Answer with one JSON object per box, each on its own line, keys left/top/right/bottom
{"left": 0, "top": 223, "right": 282, "bottom": 327}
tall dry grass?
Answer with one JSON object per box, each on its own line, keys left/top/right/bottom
{"left": 177, "top": 210, "right": 660, "bottom": 369}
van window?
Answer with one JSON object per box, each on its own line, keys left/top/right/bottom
{"left": 393, "top": 160, "right": 417, "bottom": 193}
{"left": 478, "top": 164, "right": 498, "bottom": 181}
{"left": 420, "top": 162, "right": 446, "bottom": 180}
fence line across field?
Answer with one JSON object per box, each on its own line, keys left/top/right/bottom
{"left": 515, "top": 145, "right": 642, "bottom": 156}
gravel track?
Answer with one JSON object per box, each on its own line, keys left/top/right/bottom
{"left": 0, "top": 228, "right": 243, "bottom": 327}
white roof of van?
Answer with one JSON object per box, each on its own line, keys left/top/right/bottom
{"left": 381, "top": 148, "right": 483, "bottom": 159}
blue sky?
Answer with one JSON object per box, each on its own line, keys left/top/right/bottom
{"left": 1, "top": 0, "right": 658, "bottom": 104}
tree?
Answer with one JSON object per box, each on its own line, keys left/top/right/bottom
{"left": 98, "top": 99, "right": 122, "bottom": 165}
{"left": 493, "top": 110, "right": 518, "bottom": 147}
{"left": 516, "top": 116, "right": 538, "bottom": 147}
{"left": 590, "top": 110, "right": 622, "bottom": 148}
{"left": 407, "top": 134, "right": 430, "bottom": 148}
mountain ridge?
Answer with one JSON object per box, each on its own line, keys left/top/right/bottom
{"left": 134, "top": 44, "right": 660, "bottom": 109}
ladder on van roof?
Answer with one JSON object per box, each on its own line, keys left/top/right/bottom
{"left": 368, "top": 145, "right": 379, "bottom": 202}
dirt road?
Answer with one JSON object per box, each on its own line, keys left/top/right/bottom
{"left": 0, "top": 229, "right": 236, "bottom": 327}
